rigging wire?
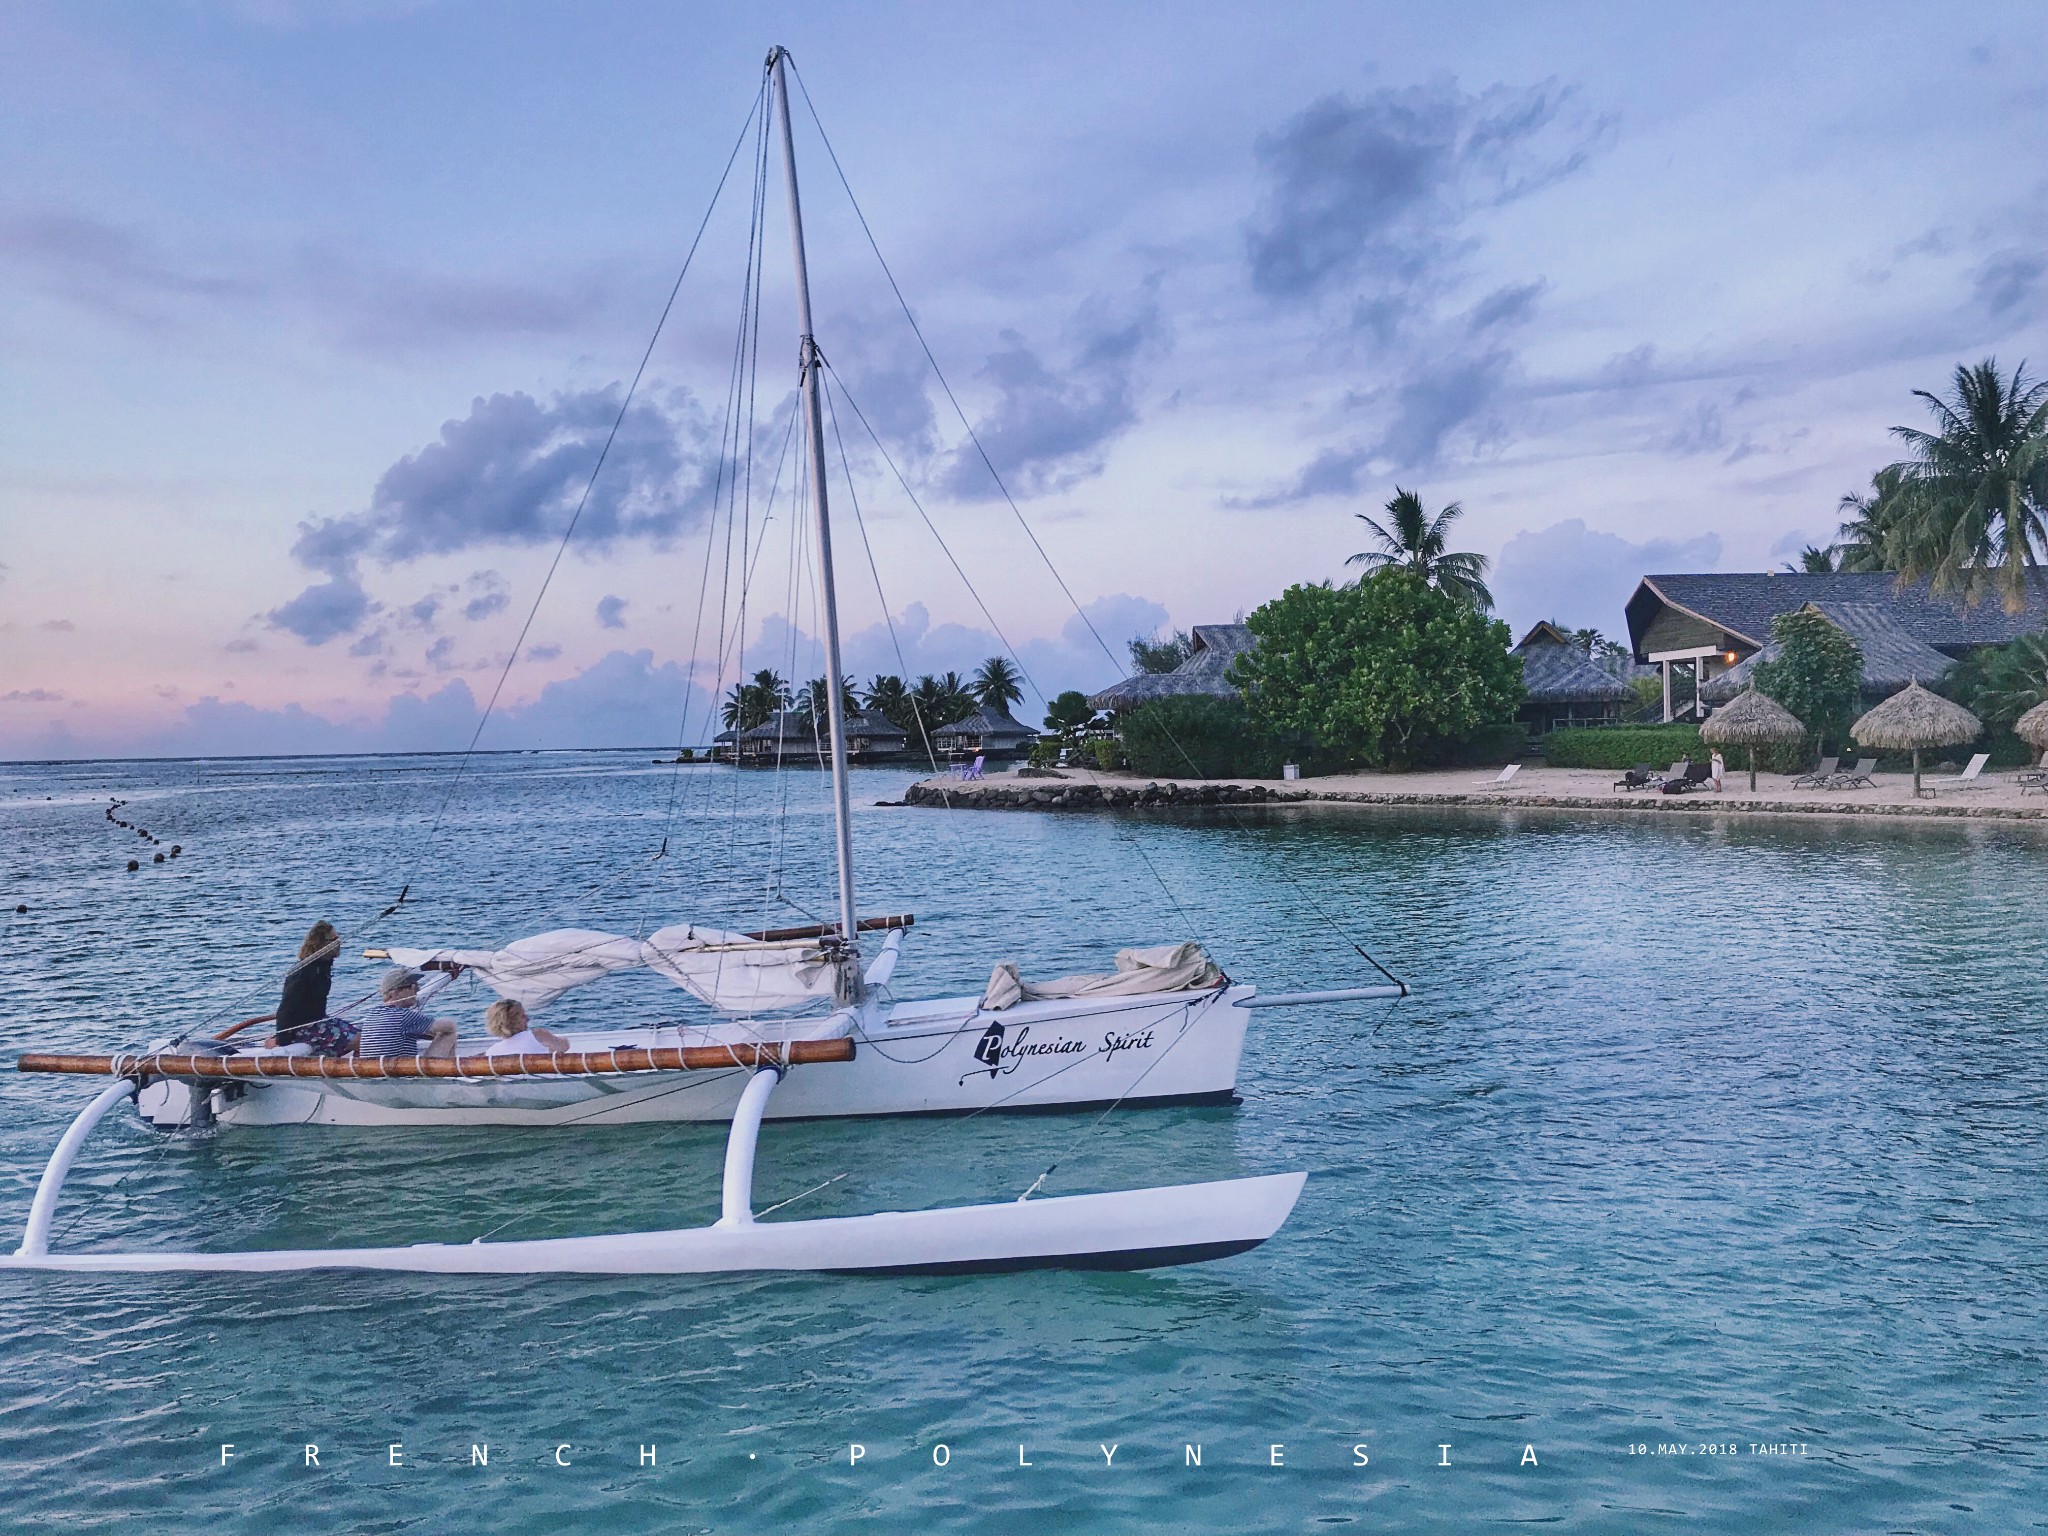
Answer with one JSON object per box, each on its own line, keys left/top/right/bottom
{"left": 789, "top": 57, "right": 1402, "bottom": 986}
{"left": 823, "top": 366, "right": 1201, "bottom": 944}
{"left": 370, "top": 82, "right": 767, "bottom": 929}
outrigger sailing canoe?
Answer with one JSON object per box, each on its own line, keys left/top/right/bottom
{"left": 6, "top": 48, "right": 1401, "bottom": 1277}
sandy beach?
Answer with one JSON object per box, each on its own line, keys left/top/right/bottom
{"left": 906, "top": 763, "right": 2048, "bottom": 822}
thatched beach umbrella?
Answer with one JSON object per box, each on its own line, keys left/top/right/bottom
{"left": 1851, "top": 681, "right": 1981, "bottom": 795}
{"left": 2015, "top": 698, "right": 2048, "bottom": 762}
{"left": 1701, "top": 685, "right": 1805, "bottom": 790}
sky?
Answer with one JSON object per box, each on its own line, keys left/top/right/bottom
{"left": 2, "top": 1, "right": 2044, "bottom": 758}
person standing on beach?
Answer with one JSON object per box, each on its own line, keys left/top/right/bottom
{"left": 1710, "top": 750, "right": 1725, "bottom": 791}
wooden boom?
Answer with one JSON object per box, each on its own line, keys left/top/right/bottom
{"left": 16, "top": 1038, "right": 855, "bottom": 1082}
{"left": 358, "top": 913, "right": 913, "bottom": 962}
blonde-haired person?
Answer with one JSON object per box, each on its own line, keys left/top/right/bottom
{"left": 482, "top": 998, "right": 572, "bottom": 1056}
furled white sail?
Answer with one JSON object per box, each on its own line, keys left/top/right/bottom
{"left": 385, "top": 930, "right": 647, "bottom": 1010}
{"left": 980, "top": 942, "right": 1223, "bottom": 1011}
{"left": 642, "top": 924, "right": 844, "bottom": 1012}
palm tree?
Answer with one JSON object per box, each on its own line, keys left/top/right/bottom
{"left": 719, "top": 668, "right": 788, "bottom": 732}
{"left": 1835, "top": 466, "right": 1906, "bottom": 573}
{"left": 1346, "top": 488, "right": 1493, "bottom": 609}
{"left": 794, "top": 675, "right": 857, "bottom": 724}
{"left": 862, "top": 674, "right": 912, "bottom": 731}
{"left": 910, "top": 672, "right": 975, "bottom": 730}
{"left": 1887, "top": 359, "right": 2048, "bottom": 611}
{"left": 1783, "top": 545, "right": 1839, "bottom": 574}
{"left": 971, "top": 656, "right": 1025, "bottom": 712}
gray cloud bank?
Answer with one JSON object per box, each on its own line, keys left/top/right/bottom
{"left": 269, "top": 386, "right": 715, "bottom": 645}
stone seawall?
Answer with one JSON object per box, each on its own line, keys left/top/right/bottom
{"left": 905, "top": 780, "right": 1312, "bottom": 810}
{"left": 902, "top": 778, "right": 2048, "bottom": 823}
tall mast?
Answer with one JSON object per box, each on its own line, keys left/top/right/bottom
{"left": 768, "top": 46, "right": 861, "bottom": 973}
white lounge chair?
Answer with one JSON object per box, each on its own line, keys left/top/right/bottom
{"left": 1923, "top": 752, "right": 1990, "bottom": 794}
{"left": 1475, "top": 764, "right": 1521, "bottom": 790}
{"left": 952, "top": 754, "right": 986, "bottom": 782}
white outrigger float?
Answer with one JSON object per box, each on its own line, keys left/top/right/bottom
{"left": 5, "top": 48, "right": 1401, "bottom": 1277}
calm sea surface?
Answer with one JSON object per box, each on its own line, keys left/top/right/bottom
{"left": 2, "top": 752, "right": 2043, "bottom": 1532}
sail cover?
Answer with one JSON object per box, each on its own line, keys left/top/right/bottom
{"left": 642, "top": 925, "right": 843, "bottom": 1012}
{"left": 384, "top": 925, "right": 844, "bottom": 1013}
{"left": 980, "top": 943, "right": 1223, "bottom": 1012}
{"left": 385, "top": 930, "right": 647, "bottom": 1011}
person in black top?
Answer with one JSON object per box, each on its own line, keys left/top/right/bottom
{"left": 273, "top": 920, "right": 339, "bottom": 1046}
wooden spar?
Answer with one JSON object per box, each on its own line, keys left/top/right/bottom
{"left": 212, "top": 1012, "right": 277, "bottom": 1041}
{"left": 16, "top": 1037, "right": 856, "bottom": 1082}
{"left": 743, "top": 914, "right": 912, "bottom": 944}
{"left": 357, "top": 914, "right": 914, "bottom": 962}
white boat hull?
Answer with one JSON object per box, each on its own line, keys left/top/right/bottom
{"left": 0, "top": 1171, "right": 1306, "bottom": 1275}
{"left": 138, "top": 985, "right": 1253, "bottom": 1131}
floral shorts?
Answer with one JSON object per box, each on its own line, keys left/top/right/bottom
{"left": 297, "top": 1017, "right": 359, "bottom": 1057}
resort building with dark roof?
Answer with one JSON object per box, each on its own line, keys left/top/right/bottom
{"left": 932, "top": 705, "right": 1038, "bottom": 760}
{"left": 717, "top": 708, "right": 910, "bottom": 766}
{"left": 1624, "top": 571, "right": 2048, "bottom": 721}
{"left": 1511, "top": 622, "right": 1638, "bottom": 734}
{"left": 1089, "top": 624, "right": 1257, "bottom": 713}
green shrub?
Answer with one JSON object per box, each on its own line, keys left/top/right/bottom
{"left": 1118, "top": 695, "right": 1289, "bottom": 778}
{"left": 1232, "top": 572, "right": 1526, "bottom": 770}
{"left": 1088, "top": 737, "right": 1125, "bottom": 772}
{"left": 1543, "top": 724, "right": 1705, "bottom": 770}
{"left": 1753, "top": 609, "right": 1864, "bottom": 752}
{"left": 1026, "top": 737, "right": 1062, "bottom": 769}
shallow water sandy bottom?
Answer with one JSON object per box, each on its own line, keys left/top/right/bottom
{"left": 3, "top": 752, "right": 2042, "bottom": 1531}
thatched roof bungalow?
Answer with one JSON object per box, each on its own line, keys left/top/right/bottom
{"left": 1511, "top": 622, "right": 1637, "bottom": 733}
{"left": 1089, "top": 624, "right": 1257, "bottom": 713}
{"left": 726, "top": 708, "right": 910, "bottom": 766}
{"left": 933, "top": 704, "right": 1038, "bottom": 760}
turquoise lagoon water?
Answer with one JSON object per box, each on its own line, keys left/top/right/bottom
{"left": 1, "top": 752, "right": 2043, "bottom": 1532}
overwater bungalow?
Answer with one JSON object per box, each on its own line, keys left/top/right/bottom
{"left": 1088, "top": 624, "right": 1257, "bottom": 713}
{"left": 720, "top": 709, "right": 912, "bottom": 766}
{"left": 932, "top": 704, "right": 1038, "bottom": 761}
{"left": 1511, "top": 622, "right": 1637, "bottom": 734}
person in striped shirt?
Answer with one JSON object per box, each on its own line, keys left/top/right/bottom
{"left": 355, "top": 967, "right": 459, "bottom": 1058}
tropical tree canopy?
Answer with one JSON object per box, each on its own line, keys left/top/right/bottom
{"left": 1043, "top": 689, "right": 1098, "bottom": 738}
{"left": 793, "top": 675, "right": 858, "bottom": 723}
{"left": 1128, "top": 629, "right": 1194, "bottom": 674}
{"left": 1752, "top": 609, "right": 1864, "bottom": 751}
{"left": 1885, "top": 358, "right": 2048, "bottom": 611}
{"left": 1940, "top": 633, "right": 2048, "bottom": 732}
{"left": 1784, "top": 545, "right": 1840, "bottom": 574}
{"left": 909, "top": 672, "right": 975, "bottom": 731}
{"left": 971, "top": 655, "right": 1026, "bottom": 711}
{"left": 1834, "top": 465, "right": 1907, "bottom": 573}
{"left": 1545, "top": 623, "right": 1631, "bottom": 664}
{"left": 1346, "top": 488, "right": 1493, "bottom": 610}
{"left": 720, "top": 668, "right": 789, "bottom": 731}
{"left": 1232, "top": 571, "right": 1523, "bottom": 769}
{"left": 863, "top": 675, "right": 918, "bottom": 733}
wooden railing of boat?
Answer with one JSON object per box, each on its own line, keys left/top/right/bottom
{"left": 15, "top": 1038, "right": 855, "bottom": 1081}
